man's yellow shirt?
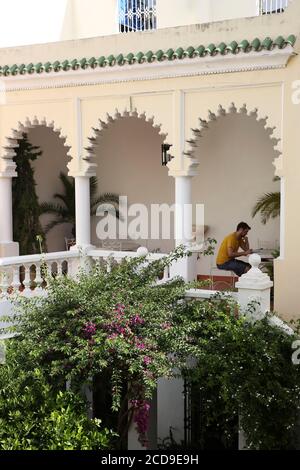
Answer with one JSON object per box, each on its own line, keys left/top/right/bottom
{"left": 216, "top": 232, "right": 242, "bottom": 265}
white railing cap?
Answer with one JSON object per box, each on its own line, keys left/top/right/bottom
{"left": 0, "top": 250, "right": 80, "bottom": 267}
{"left": 185, "top": 288, "right": 237, "bottom": 300}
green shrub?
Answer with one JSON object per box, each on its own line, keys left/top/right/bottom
{"left": 0, "top": 361, "right": 112, "bottom": 450}
{"left": 2, "top": 246, "right": 191, "bottom": 448}
{"left": 182, "top": 296, "right": 300, "bottom": 450}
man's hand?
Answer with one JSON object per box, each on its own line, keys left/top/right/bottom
{"left": 241, "top": 236, "right": 250, "bottom": 251}
{"left": 245, "top": 249, "right": 253, "bottom": 256}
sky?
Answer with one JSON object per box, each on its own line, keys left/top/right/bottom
{"left": 0, "top": 0, "right": 68, "bottom": 48}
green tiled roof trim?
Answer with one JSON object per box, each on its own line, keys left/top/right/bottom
{"left": 0, "top": 35, "right": 296, "bottom": 77}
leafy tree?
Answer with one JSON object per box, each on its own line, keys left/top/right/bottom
{"left": 40, "top": 172, "right": 120, "bottom": 237}
{"left": 3, "top": 246, "right": 190, "bottom": 449}
{"left": 12, "top": 133, "right": 46, "bottom": 255}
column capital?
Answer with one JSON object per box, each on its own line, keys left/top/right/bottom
{"left": 0, "top": 159, "right": 17, "bottom": 178}
{"left": 0, "top": 171, "right": 17, "bottom": 178}
{"left": 168, "top": 170, "right": 197, "bottom": 178}
{"left": 68, "top": 171, "right": 96, "bottom": 178}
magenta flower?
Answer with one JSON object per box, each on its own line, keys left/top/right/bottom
{"left": 143, "top": 356, "right": 152, "bottom": 365}
{"left": 107, "top": 333, "right": 118, "bottom": 340}
{"left": 129, "top": 400, "right": 151, "bottom": 447}
{"left": 83, "top": 322, "right": 97, "bottom": 339}
{"left": 130, "top": 315, "right": 145, "bottom": 326}
{"left": 114, "top": 303, "right": 125, "bottom": 313}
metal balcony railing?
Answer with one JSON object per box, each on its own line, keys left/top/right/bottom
{"left": 118, "top": 0, "right": 157, "bottom": 33}
{"left": 259, "top": 0, "right": 289, "bottom": 14}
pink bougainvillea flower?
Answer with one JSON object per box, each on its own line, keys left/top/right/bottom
{"left": 143, "top": 356, "right": 152, "bottom": 365}
{"left": 130, "top": 315, "right": 145, "bottom": 325}
{"left": 83, "top": 322, "right": 97, "bottom": 339}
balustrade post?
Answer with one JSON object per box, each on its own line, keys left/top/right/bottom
{"left": 236, "top": 254, "right": 273, "bottom": 321}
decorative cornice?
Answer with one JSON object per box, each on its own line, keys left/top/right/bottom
{"left": 0, "top": 36, "right": 297, "bottom": 92}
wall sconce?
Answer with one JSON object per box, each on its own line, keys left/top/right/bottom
{"left": 161, "top": 143, "right": 173, "bottom": 166}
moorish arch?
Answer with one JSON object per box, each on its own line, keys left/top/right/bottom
{"left": 3, "top": 117, "right": 74, "bottom": 252}
{"left": 84, "top": 107, "right": 169, "bottom": 162}
{"left": 184, "top": 103, "right": 282, "bottom": 177}
{"left": 2, "top": 116, "right": 72, "bottom": 172}
{"left": 84, "top": 107, "right": 175, "bottom": 252}
{"left": 184, "top": 102, "right": 283, "bottom": 279}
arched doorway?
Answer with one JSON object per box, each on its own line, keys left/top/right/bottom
{"left": 6, "top": 120, "right": 71, "bottom": 254}
{"left": 189, "top": 104, "right": 280, "bottom": 282}
{"left": 87, "top": 112, "right": 174, "bottom": 253}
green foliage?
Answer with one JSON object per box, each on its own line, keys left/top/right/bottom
{"left": 261, "top": 248, "right": 280, "bottom": 282}
{"left": 0, "top": 353, "right": 112, "bottom": 450}
{"left": 4, "top": 246, "right": 191, "bottom": 448}
{"left": 12, "top": 133, "right": 47, "bottom": 255}
{"left": 2, "top": 246, "right": 300, "bottom": 450}
{"left": 40, "top": 172, "right": 120, "bottom": 236}
{"left": 252, "top": 177, "right": 280, "bottom": 225}
{"left": 183, "top": 296, "right": 300, "bottom": 450}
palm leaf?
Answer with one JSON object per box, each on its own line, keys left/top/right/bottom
{"left": 40, "top": 202, "right": 67, "bottom": 216}
{"left": 252, "top": 192, "right": 280, "bottom": 225}
{"left": 40, "top": 172, "right": 120, "bottom": 234}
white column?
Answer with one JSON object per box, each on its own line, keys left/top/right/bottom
{"left": 0, "top": 175, "right": 19, "bottom": 257}
{"left": 74, "top": 176, "right": 92, "bottom": 249}
{"left": 171, "top": 175, "right": 197, "bottom": 282}
{"left": 174, "top": 175, "right": 193, "bottom": 247}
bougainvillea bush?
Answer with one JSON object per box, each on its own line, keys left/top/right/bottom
{"left": 1, "top": 247, "right": 192, "bottom": 449}
{"left": 2, "top": 246, "right": 300, "bottom": 450}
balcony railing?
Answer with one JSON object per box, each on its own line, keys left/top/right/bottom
{"left": 260, "top": 0, "right": 289, "bottom": 14}
{"left": 0, "top": 248, "right": 171, "bottom": 297}
{"left": 118, "top": 0, "right": 157, "bottom": 32}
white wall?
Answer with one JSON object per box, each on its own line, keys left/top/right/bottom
{"left": 0, "top": 0, "right": 261, "bottom": 48}
{"left": 60, "top": 0, "right": 119, "bottom": 41}
{"left": 192, "top": 112, "right": 280, "bottom": 276}
{"left": 0, "top": 0, "right": 118, "bottom": 48}
{"left": 0, "top": 0, "right": 68, "bottom": 48}
{"left": 157, "top": 0, "right": 258, "bottom": 29}
{"left": 210, "top": 0, "right": 258, "bottom": 23}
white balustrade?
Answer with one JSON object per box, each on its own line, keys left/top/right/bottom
{"left": 87, "top": 247, "right": 171, "bottom": 284}
{"left": 0, "top": 251, "right": 80, "bottom": 296}
{"left": 259, "top": 0, "right": 289, "bottom": 14}
{"left": 0, "top": 247, "right": 175, "bottom": 297}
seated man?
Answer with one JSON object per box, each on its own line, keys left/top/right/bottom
{"left": 216, "top": 222, "right": 253, "bottom": 277}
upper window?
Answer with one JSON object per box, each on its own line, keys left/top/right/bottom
{"left": 118, "top": 0, "right": 157, "bottom": 33}
{"left": 260, "top": 0, "right": 289, "bottom": 14}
